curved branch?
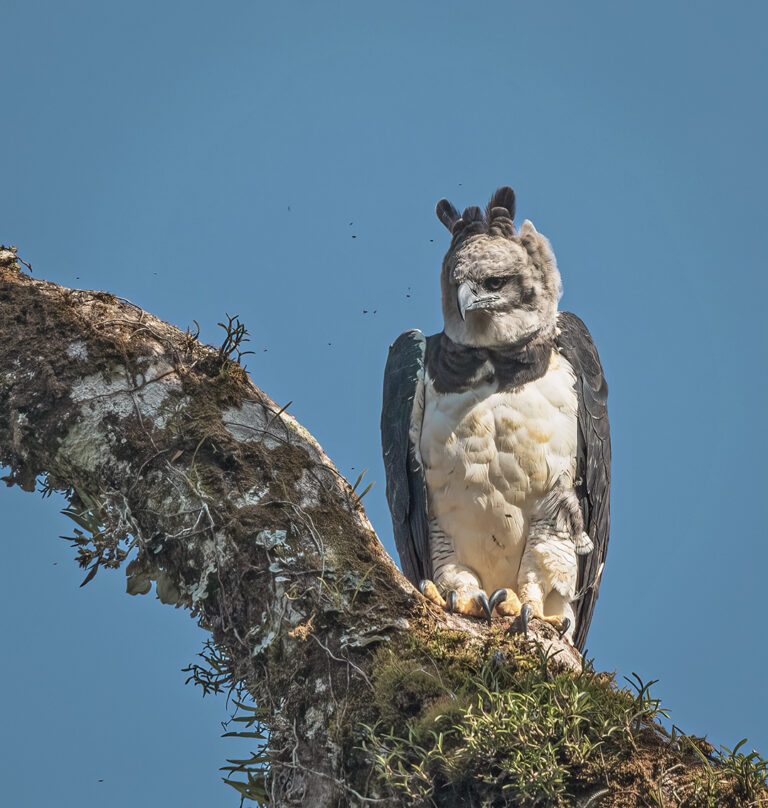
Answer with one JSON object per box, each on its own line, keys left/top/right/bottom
{"left": 9, "top": 257, "right": 740, "bottom": 808}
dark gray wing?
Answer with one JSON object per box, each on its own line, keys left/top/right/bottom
{"left": 556, "top": 312, "right": 611, "bottom": 652}
{"left": 381, "top": 330, "right": 431, "bottom": 585}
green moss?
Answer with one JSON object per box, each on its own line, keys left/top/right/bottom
{"left": 358, "top": 629, "right": 768, "bottom": 808}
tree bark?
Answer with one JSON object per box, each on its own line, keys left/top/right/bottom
{"left": 2, "top": 252, "right": 762, "bottom": 808}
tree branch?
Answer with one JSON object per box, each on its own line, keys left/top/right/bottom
{"left": 3, "top": 255, "right": 763, "bottom": 808}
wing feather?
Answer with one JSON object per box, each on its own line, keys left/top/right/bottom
{"left": 381, "top": 330, "right": 430, "bottom": 585}
{"left": 556, "top": 312, "right": 611, "bottom": 652}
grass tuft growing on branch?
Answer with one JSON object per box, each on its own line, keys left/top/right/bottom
{"left": 357, "top": 629, "right": 768, "bottom": 808}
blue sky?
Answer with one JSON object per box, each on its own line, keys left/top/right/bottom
{"left": 2, "top": 1, "right": 767, "bottom": 804}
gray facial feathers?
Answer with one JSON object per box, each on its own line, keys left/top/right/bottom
{"left": 437, "top": 187, "right": 562, "bottom": 349}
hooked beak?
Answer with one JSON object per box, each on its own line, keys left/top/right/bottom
{"left": 457, "top": 281, "right": 498, "bottom": 321}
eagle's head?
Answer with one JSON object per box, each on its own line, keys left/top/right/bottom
{"left": 437, "top": 187, "right": 562, "bottom": 348}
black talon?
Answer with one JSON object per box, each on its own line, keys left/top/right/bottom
{"left": 447, "top": 590, "right": 458, "bottom": 613}
{"left": 558, "top": 617, "right": 571, "bottom": 640}
{"left": 489, "top": 588, "right": 507, "bottom": 613}
{"left": 478, "top": 591, "right": 492, "bottom": 625}
{"left": 520, "top": 603, "right": 533, "bottom": 638}
{"left": 418, "top": 580, "right": 429, "bottom": 596}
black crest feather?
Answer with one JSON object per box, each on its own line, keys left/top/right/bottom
{"left": 436, "top": 199, "right": 461, "bottom": 232}
{"left": 452, "top": 205, "right": 487, "bottom": 240}
{"left": 487, "top": 187, "right": 516, "bottom": 238}
{"left": 486, "top": 186, "right": 516, "bottom": 221}
{"left": 460, "top": 205, "right": 485, "bottom": 224}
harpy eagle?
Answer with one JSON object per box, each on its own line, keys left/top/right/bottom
{"left": 381, "top": 187, "right": 610, "bottom": 650}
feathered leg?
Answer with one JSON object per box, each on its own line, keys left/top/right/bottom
{"left": 514, "top": 482, "right": 590, "bottom": 639}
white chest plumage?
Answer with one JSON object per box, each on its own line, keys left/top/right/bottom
{"left": 419, "top": 351, "right": 578, "bottom": 593}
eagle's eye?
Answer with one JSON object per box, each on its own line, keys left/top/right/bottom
{"left": 483, "top": 276, "right": 507, "bottom": 292}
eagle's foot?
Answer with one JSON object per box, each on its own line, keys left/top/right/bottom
{"left": 419, "top": 579, "right": 445, "bottom": 608}
{"left": 519, "top": 602, "right": 571, "bottom": 640}
{"left": 490, "top": 588, "right": 522, "bottom": 617}
{"left": 419, "top": 580, "right": 492, "bottom": 623}
{"left": 486, "top": 590, "right": 570, "bottom": 639}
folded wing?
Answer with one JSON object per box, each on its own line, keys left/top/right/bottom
{"left": 381, "top": 330, "right": 431, "bottom": 585}
{"left": 556, "top": 312, "right": 611, "bottom": 651}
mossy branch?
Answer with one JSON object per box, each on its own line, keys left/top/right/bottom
{"left": 0, "top": 259, "right": 765, "bottom": 808}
